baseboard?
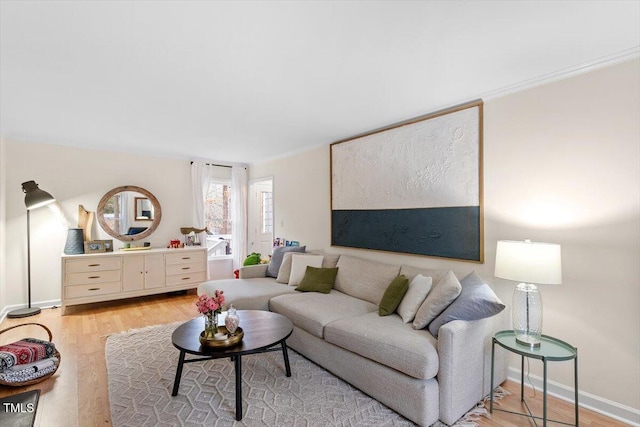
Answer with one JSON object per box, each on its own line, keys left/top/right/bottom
{"left": 0, "top": 299, "right": 62, "bottom": 324}
{"left": 508, "top": 367, "right": 640, "bottom": 426}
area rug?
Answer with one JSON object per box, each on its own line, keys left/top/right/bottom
{"left": 106, "top": 321, "right": 506, "bottom": 427}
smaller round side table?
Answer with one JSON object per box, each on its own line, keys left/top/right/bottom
{"left": 490, "top": 329, "right": 578, "bottom": 427}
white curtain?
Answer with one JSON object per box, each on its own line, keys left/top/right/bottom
{"left": 231, "top": 166, "right": 248, "bottom": 270}
{"left": 119, "top": 194, "right": 129, "bottom": 235}
{"left": 191, "top": 161, "right": 211, "bottom": 245}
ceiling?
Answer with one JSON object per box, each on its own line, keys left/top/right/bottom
{"left": 1, "top": 1, "right": 638, "bottom": 165}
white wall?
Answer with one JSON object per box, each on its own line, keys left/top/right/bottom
{"left": 0, "top": 137, "right": 7, "bottom": 313}
{"left": 251, "top": 59, "right": 640, "bottom": 416}
{"left": 251, "top": 147, "right": 332, "bottom": 251}
{"left": 1, "top": 141, "right": 193, "bottom": 313}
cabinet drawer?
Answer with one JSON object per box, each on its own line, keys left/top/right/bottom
{"left": 66, "top": 269, "right": 121, "bottom": 285}
{"left": 65, "top": 281, "right": 121, "bottom": 299}
{"left": 165, "top": 251, "right": 206, "bottom": 266}
{"left": 65, "top": 257, "right": 121, "bottom": 273}
{"left": 165, "top": 271, "right": 206, "bottom": 287}
{"left": 166, "top": 261, "right": 206, "bottom": 276}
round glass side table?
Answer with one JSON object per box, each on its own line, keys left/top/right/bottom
{"left": 490, "top": 330, "right": 578, "bottom": 427}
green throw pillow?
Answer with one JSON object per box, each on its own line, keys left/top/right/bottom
{"left": 378, "top": 274, "right": 409, "bottom": 316}
{"left": 295, "top": 266, "right": 338, "bottom": 294}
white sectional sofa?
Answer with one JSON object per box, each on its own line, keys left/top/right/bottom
{"left": 198, "top": 251, "right": 508, "bottom": 426}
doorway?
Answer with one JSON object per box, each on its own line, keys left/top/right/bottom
{"left": 248, "top": 178, "right": 273, "bottom": 261}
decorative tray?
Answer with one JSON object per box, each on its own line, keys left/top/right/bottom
{"left": 199, "top": 326, "right": 244, "bottom": 348}
{"left": 119, "top": 246, "right": 152, "bottom": 251}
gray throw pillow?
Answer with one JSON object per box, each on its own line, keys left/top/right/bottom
{"left": 428, "top": 271, "right": 505, "bottom": 337}
{"left": 267, "top": 245, "right": 306, "bottom": 278}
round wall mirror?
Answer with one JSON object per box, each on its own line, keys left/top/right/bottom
{"left": 97, "top": 185, "right": 162, "bottom": 241}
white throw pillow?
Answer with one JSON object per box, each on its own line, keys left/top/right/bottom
{"left": 289, "top": 254, "right": 324, "bottom": 286}
{"left": 396, "top": 274, "right": 433, "bottom": 323}
{"left": 276, "top": 252, "right": 295, "bottom": 284}
{"left": 413, "top": 270, "right": 462, "bottom": 329}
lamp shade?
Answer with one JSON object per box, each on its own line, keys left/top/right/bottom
{"left": 22, "top": 181, "right": 55, "bottom": 210}
{"left": 495, "top": 240, "right": 562, "bottom": 285}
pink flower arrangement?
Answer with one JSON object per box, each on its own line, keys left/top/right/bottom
{"left": 196, "top": 290, "right": 225, "bottom": 316}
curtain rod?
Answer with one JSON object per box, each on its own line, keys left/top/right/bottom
{"left": 190, "top": 161, "right": 232, "bottom": 168}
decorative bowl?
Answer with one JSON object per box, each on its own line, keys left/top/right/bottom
{"left": 199, "top": 326, "right": 244, "bottom": 348}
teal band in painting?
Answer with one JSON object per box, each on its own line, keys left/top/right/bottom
{"left": 331, "top": 206, "right": 481, "bottom": 261}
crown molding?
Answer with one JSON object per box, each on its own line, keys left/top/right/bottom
{"left": 482, "top": 46, "right": 640, "bottom": 101}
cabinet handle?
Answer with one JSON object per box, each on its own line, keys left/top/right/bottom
{"left": 88, "top": 288, "right": 100, "bottom": 291}
{"left": 88, "top": 264, "right": 100, "bottom": 267}
{"left": 181, "top": 257, "right": 191, "bottom": 260}
{"left": 88, "top": 276, "right": 101, "bottom": 279}
{"left": 181, "top": 267, "right": 190, "bottom": 270}
{"left": 182, "top": 277, "right": 190, "bottom": 281}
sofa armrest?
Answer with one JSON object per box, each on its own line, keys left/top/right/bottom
{"left": 437, "top": 310, "right": 509, "bottom": 425}
{"left": 239, "top": 264, "right": 268, "bottom": 279}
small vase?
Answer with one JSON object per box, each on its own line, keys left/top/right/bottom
{"left": 204, "top": 312, "right": 219, "bottom": 339}
{"left": 225, "top": 305, "right": 240, "bottom": 336}
{"left": 64, "top": 228, "right": 85, "bottom": 255}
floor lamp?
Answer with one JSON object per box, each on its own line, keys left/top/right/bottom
{"left": 7, "top": 181, "right": 56, "bottom": 318}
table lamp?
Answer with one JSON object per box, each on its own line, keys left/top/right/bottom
{"left": 7, "top": 181, "right": 56, "bottom": 318}
{"left": 494, "top": 239, "right": 562, "bottom": 347}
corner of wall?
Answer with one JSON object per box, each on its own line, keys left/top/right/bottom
{"left": 0, "top": 137, "right": 6, "bottom": 315}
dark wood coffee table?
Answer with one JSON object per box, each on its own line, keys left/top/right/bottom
{"left": 171, "top": 310, "right": 293, "bottom": 421}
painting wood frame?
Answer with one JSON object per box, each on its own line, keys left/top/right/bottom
{"left": 330, "top": 100, "right": 484, "bottom": 262}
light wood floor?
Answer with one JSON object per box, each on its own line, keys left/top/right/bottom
{"left": 0, "top": 292, "right": 627, "bottom": 426}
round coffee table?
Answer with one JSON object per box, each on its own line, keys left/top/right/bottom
{"left": 171, "top": 310, "right": 293, "bottom": 421}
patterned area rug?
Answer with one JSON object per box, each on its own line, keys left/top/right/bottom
{"left": 106, "top": 321, "right": 505, "bottom": 427}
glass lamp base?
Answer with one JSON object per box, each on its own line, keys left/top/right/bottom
{"left": 512, "top": 283, "right": 543, "bottom": 348}
{"left": 515, "top": 333, "right": 541, "bottom": 348}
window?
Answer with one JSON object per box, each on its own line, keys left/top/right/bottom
{"left": 205, "top": 181, "right": 232, "bottom": 255}
{"left": 261, "top": 191, "right": 273, "bottom": 234}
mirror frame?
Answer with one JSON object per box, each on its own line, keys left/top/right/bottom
{"left": 97, "top": 185, "right": 162, "bottom": 242}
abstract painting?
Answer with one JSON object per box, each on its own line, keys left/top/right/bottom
{"left": 330, "top": 100, "right": 483, "bottom": 262}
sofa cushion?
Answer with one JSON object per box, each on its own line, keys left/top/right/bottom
{"left": 413, "top": 271, "right": 462, "bottom": 329}
{"left": 397, "top": 274, "right": 433, "bottom": 323}
{"left": 267, "top": 245, "right": 306, "bottom": 278}
{"left": 428, "top": 271, "right": 505, "bottom": 337}
{"left": 289, "top": 254, "right": 324, "bottom": 286}
{"left": 324, "top": 312, "right": 439, "bottom": 380}
{"left": 295, "top": 266, "right": 338, "bottom": 294}
{"left": 334, "top": 255, "right": 401, "bottom": 305}
{"left": 308, "top": 250, "right": 341, "bottom": 269}
{"left": 378, "top": 275, "right": 409, "bottom": 316}
{"left": 197, "top": 277, "right": 296, "bottom": 311}
{"left": 269, "top": 291, "right": 377, "bottom": 338}
{"left": 399, "top": 265, "right": 453, "bottom": 284}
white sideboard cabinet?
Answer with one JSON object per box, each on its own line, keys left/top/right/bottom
{"left": 61, "top": 247, "right": 207, "bottom": 314}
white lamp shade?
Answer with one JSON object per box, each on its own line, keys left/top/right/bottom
{"left": 495, "top": 240, "right": 562, "bottom": 285}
